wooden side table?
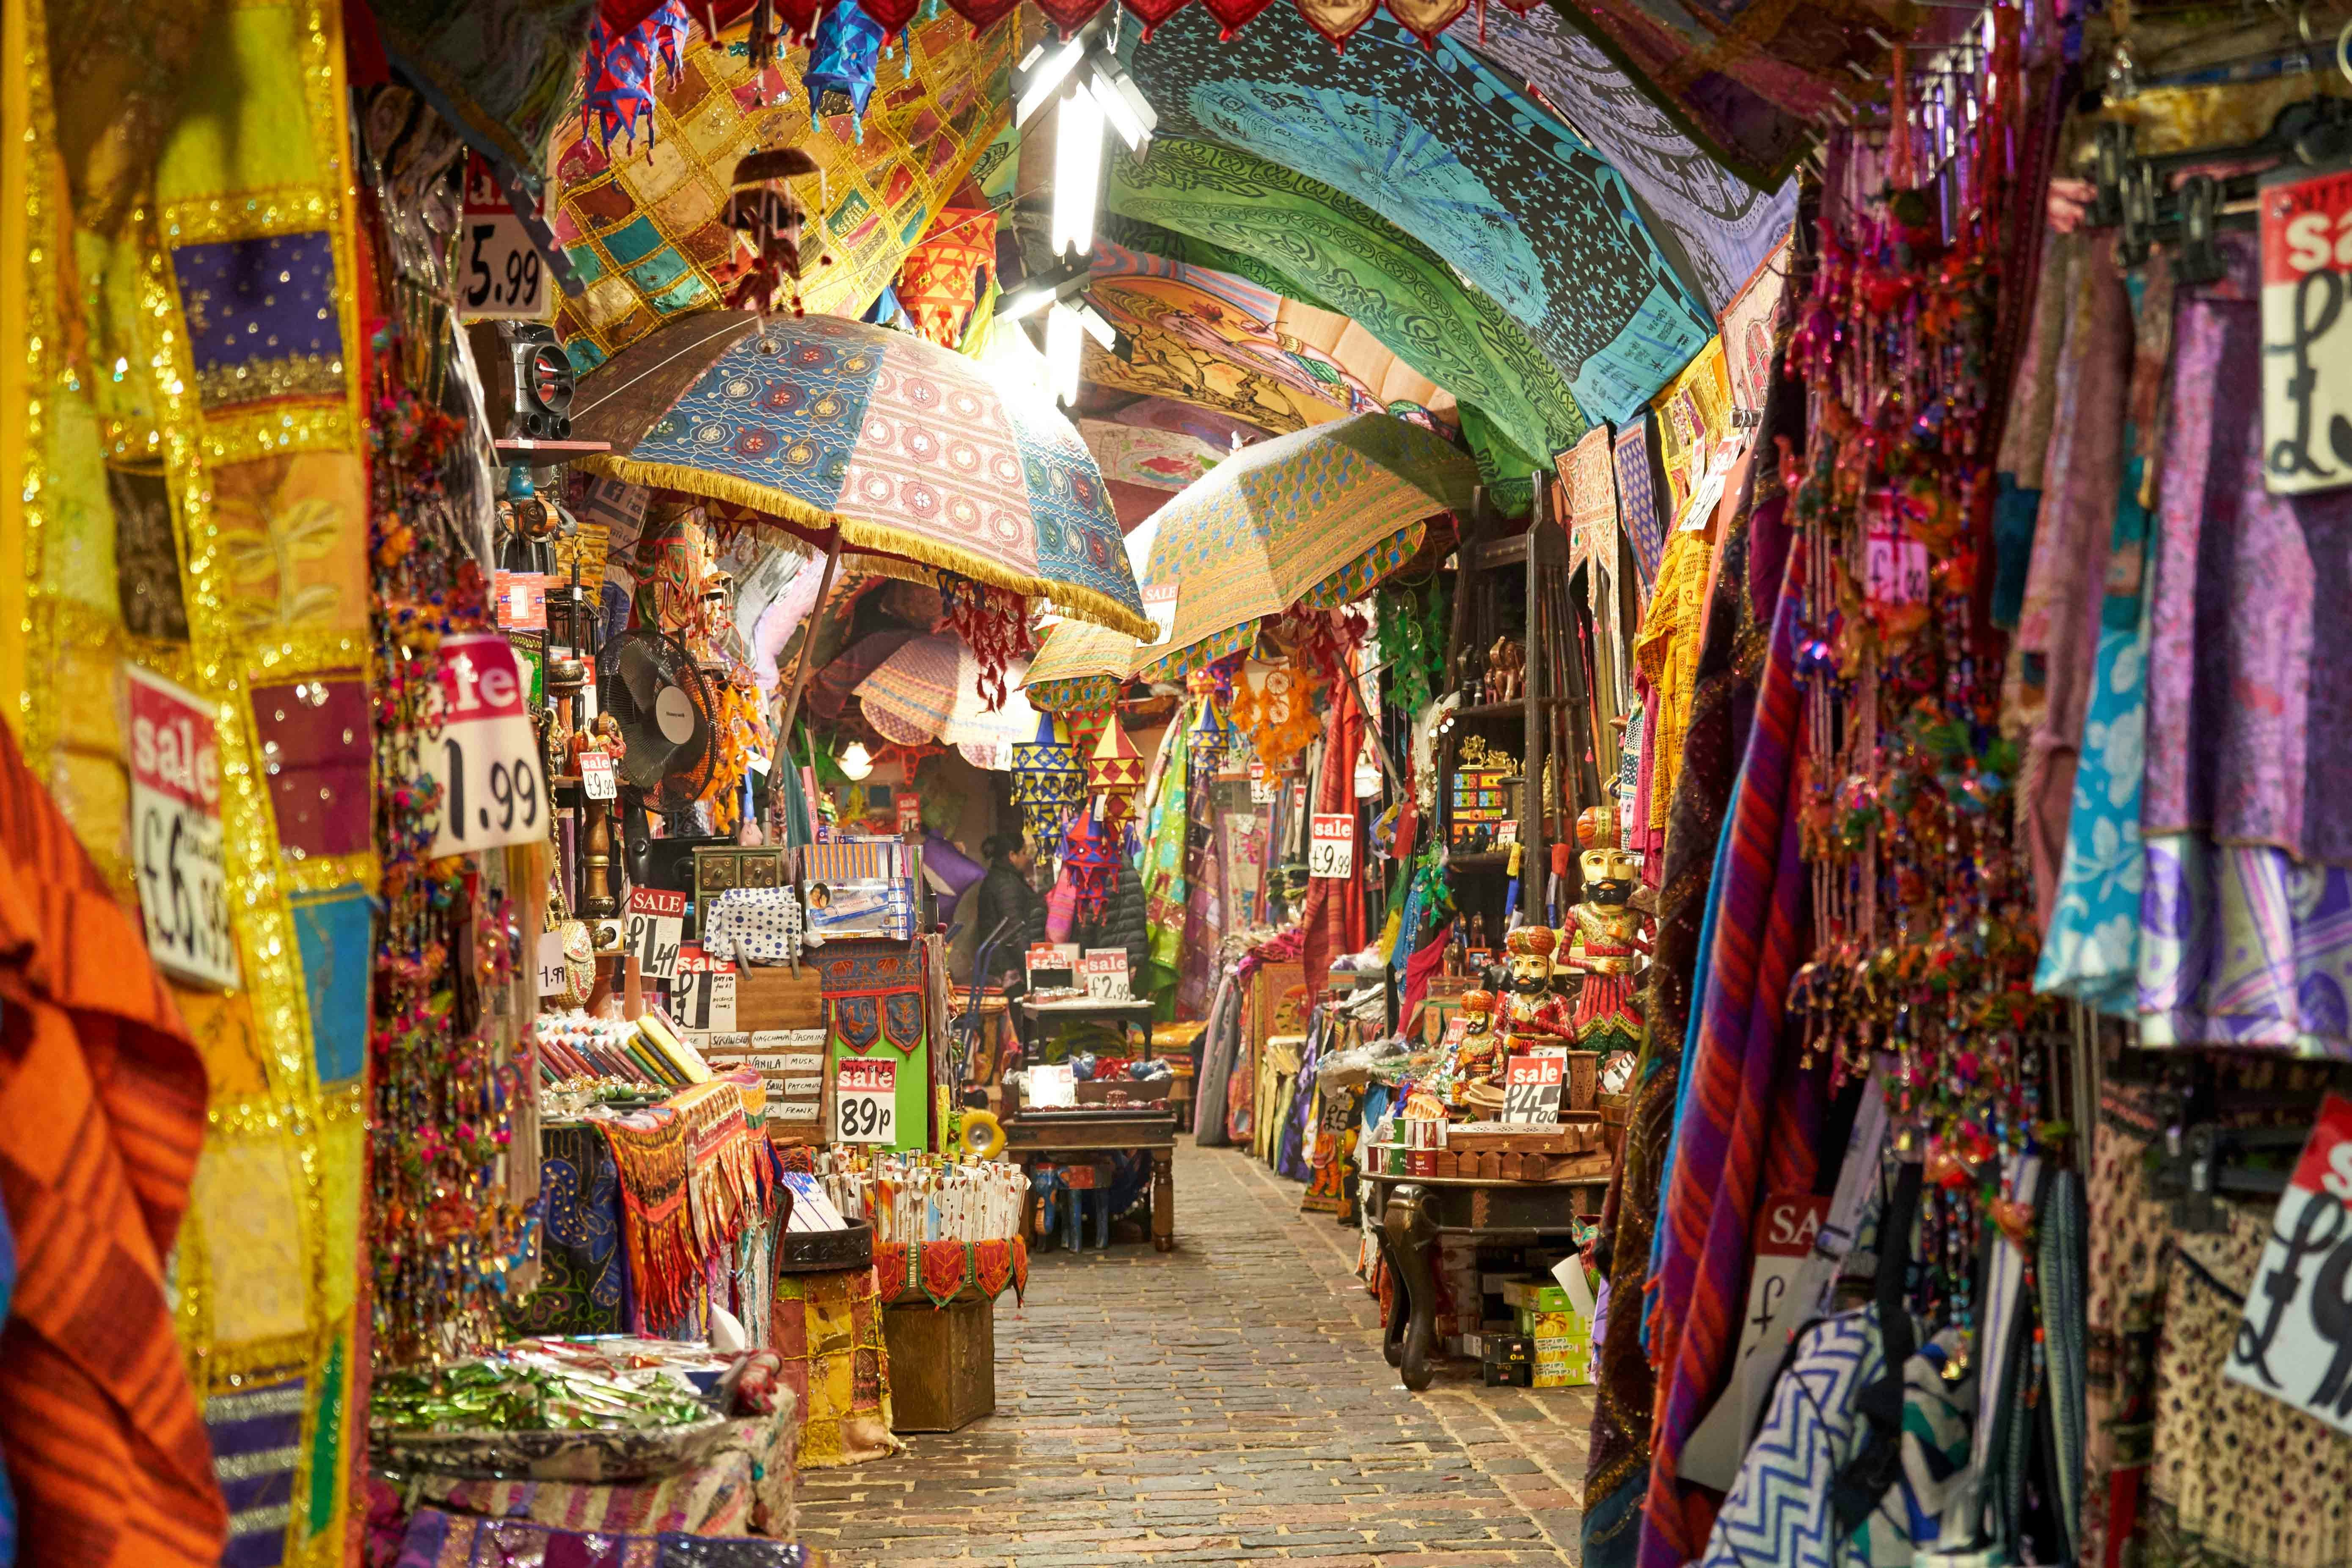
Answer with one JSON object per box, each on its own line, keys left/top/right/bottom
{"left": 1363, "top": 1169, "right": 1607, "bottom": 1390}
{"left": 1002, "top": 1108, "right": 1179, "bottom": 1252}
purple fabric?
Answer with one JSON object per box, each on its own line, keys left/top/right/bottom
{"left": 250, "top": 675, "right": 372, "bottom": 857}
{"left": 2138, "top": 834, "right": 2352, "bottom": 1056}
{"left": 2140, "top": 233, "right": 2352, "bottom": 865}
{"left": 1615, "top": 418, "right": 1664, "bottom": 593}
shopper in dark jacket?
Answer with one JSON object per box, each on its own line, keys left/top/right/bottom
{"left": 1075, "top": 860, "right": 1148, "bottom": 981}
{"left": 971, "top": 833, "right": 1045, "bottom": 986}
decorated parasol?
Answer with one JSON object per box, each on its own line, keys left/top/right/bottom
{"left": 853, "top": 635, "right": 1044, "bottom": 763}
{"left": 571, "top": 311, "right": 1152, "bottom": 637}
{"left": 1025, "top": 412, "right": 1474, "bottom": 709}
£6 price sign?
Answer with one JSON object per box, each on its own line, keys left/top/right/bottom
{"left": 2226, "top": 1094, "right": 2352, "bottom": 1431}
{"left": 1309, "top": 813, "right": 1355, "bottom": 880}
{"left": 127, "top": 666, "right": 239, "bottom": 989}
{"left": 427, "top": 633, "right": 548, "bottom": 860}
{"left": 835, "top": 1056, "right": 897, "bottom": 1144}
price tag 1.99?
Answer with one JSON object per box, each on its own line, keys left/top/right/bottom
{"left": 1309, "top": 813, "right": 1355, "bottom": 880}
{"left": 835, "top": 1056, "right": 897, "bottom": 1144}
{"left": 126, "top": 665, "right": 239, "bottom": 989}
{"left": 428, "top": 633, "right": 548, "bottom": 859}
{"left": 535, "top": 931, "right": 568, "bottom": 997}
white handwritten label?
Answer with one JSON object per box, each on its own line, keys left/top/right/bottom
{"left": 426, "top": 632, "right": 548, "bottom": 859}
{"left": 536, "top": 931, "right": 568, "bottom": 997}
{"left": 2262, "top": 165, "right": 2352, "bottom": 495}
{"left": 625, "top": 886, "right": 686, "bottom": 980}
{"left": 1309, "top": 813, "right": 1354, "bottom": 880}
{"left": 126, "top": 665, "right": 238, "bottom": 989}
{"left": 675, "top": 969, "right": 737, "bottom": 1031}
{"left": 835, "top": 1056, "right": 897, "bottom": 1144}
{"left": 2227, "top": 1095, "right": 2352, "bottom": 1430}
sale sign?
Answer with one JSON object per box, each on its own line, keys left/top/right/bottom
{"left": 426, "top": 633, "right": 548, "bottom": 860}
{"left": 1502, "top": 1052, "right": 1566, "bottom": 1124}
{"left": 1080, "top": 948, "right": 1131, "bottom": 1001}
{"left": 578, "top": 747, "right": 617, "bottom": 801}
{"left": 458, "top": 154, "right": 554, "bottom": 321}
{"left": 835, "top": 1055, "right": 898, "bottom": 1144}
{"left": 625, "top": 886, "right": 686, "bottom": 980}
{"left": 126, "top": 665, "right": 238, "bottom": 989}
{"left": 1309, "top": 813, "right": 1355, "bottom": 880}
{"left": 1140, "top": 582, "right": 1180, "bottom": 646}
{"left": 2262, "top": 165, "right": 2352, "bottom": 495}
{"left": 2226, "top": 1095, "right": 2352, "bottom": 1430}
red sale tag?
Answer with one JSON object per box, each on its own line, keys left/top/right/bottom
{"left": 425, "top": 633, "right": 547, "bottom": 860}
{"left": 2226, "top": 1095, "right": 2352, "bottom": 1430}
{"left": 2261, "top": 164, "right": 2352, "bottom": 495}
{"left": 126, "top": 665, "right": 238, "bottom": 989}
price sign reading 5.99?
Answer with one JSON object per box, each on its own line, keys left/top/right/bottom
{"left": 127, "top": 665, "right": 239, "bottom": 989}
{"left": 427, "top": 633, "right": 547, "bottom": 860}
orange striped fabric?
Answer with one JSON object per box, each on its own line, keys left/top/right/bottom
{"left": 0, "top": 717, "right": 225, "bottom": 1568}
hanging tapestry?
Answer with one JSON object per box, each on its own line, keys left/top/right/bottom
{"left": 1614, "top": 416, "right": 1665, "bottom": 591}
{"left": 818, "top": 942, "right": 927, "bottom": 1056}
{"left": 1561, "top": 424, "right": 1620, "bottom": 576}
{"left": 553, "top": 14, "right": 1011, "bottom": 373}
{"left": 1124, "top": 10, "right": 1713, "bottom": 424}
{"left": 505, "top": 1126, "right": 633, "bottom": 1336}
{"left": 1463, "top": 12, "right": 1798, "bottom": 314}
{"left": 872, "top": 1237, "right": 1030, "bottom": 1307}
{"left": 1109, "top": 139, "right": 1582, "bottom": 467}
{"left": 369, "top": 0, "right": 598, "bottom": 182}
{"left": 1649, "top": 338, "right": 1734, "bottom": 521}
{"left": 4, "top": 3, "right": 382, "bottom": 1559}
{"left": 602, "top": 1108, "right": 702, "bottom": 1334}
{"left": 770, "top": 1269, "right": 901, "bottom": 1468}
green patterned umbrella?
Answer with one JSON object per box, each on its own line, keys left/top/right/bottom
{"left": 1025, "top": 413, "right": 1473, "bottom": 709}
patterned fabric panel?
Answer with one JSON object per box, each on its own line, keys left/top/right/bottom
{"left": 1614, "top": 416, "right": 1664, "bottom": 592}
{"left": 288, "top": 885, "right": 372, "bottom": 1084}
{"left": 634, "top": 317, "right": 885, "bottom": 516}
{"left": 250, "top": 674, "right": 371, "bottom": 858}
{"left": 504, "top": 1126, "right": 631, "bottom": 1336}
{"left": 169, "top": 234, "right": 345, "bottom": 415}
{"left": 207, "top": 1377, "right": 307, "bottom": 1568}
{"left": 1125, "top": 9, "right": 1714, "bottom": 424}
{"left": 1008, "top": 407, "right": 1132, "bottom": 620}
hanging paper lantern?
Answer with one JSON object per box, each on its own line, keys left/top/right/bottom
{"left": 1064, "top": 705, "right": 1109, "bottom": 758}
{"left": 1010, "top": 711, "right": 1083, "bottom": 845}
{"left": 1060, "top": 807, "right": 1118, "bottom": 922}
{"left": 1087, "top": 712, "right": 1145, "bottom": 829}
{"left": 581, "top": 0, "right": 691, "bottom": 156}
{"left": 805, "top": 0, "right": 884, "bottom": 142}
{"left": 895, "top": 208, "right": 997, "bottom": 350}
{"left": 1189, "top": 691, "right": 1231, "bottom": 771}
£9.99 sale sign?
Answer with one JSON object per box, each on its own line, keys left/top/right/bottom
{"left": 427, "top": 633, "right": 548, "bottom": 859}
{"left": 127, "top": 665, "right": 239, "bottom": 989}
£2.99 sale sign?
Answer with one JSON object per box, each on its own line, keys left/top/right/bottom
{"left": 127, "top": 665, "right": 239, "bottom": 988}
{"left": 427, "top": 633, "right": 548, "bottom": 860}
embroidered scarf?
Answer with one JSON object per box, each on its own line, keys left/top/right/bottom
{"left": 601, "top": 1108, "right": 701, "bottom": 1334}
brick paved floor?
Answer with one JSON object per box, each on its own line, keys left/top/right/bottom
{"left": 798, "top": 1137, "right": 1591, "bottom": 1566}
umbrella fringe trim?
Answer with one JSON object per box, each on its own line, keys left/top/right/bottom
{"left": 585, "top": 452, "right": 1157, "bottom": 641}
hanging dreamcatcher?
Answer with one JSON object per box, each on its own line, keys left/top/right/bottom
{"left": 1228, "top": 656, "right": 1322, "bottom": 775}
{"left": 937, "top": 573, "right": 1036, "bottom": 712}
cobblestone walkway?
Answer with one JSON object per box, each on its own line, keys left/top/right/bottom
{"left": 798, "top": 1138, "right": 1591, "bottom": 1566}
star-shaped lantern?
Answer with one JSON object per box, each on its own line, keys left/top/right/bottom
{"left": 1087, "top": 711, "right": 1145, "bottom": 829}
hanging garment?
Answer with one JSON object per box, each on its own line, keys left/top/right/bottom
{"left": 1192, "top": 972, "right": 1241, "bottom": 1149}
{"left": 1697, "top": 1310, "right": 1889, "bottom": 1568}
{"left": 2005, "top": 236, "right": 2134, "bottom": 930}
{"left": 1585, "top": 350, "right": 1798, "bottom": 1568}
{"left": 0, "top": 720, "right": 225, "bottom": 1568}
{"left": 1299, "top": 680, "right": 1366, "bottom": 1003}
{"left": 504, "top": 1125, "right": 634, "bottom": 1336}
{"left": 1641, "top": 537, "right": 1825, "bottom": 1568}
{"left": 2035, "top": 266, "right": 2173, "bottom": 1014}
{"left": 2137, "top": 231, "right": 2352, "bottom": 1056}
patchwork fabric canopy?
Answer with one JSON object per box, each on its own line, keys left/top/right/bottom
{"left": 1124, "top": 10, "right": 1716, "bottom": 426}
{"left": 1027, "top": 412, "right": 1473, "bottom": 706}
{"left": 573, "top": 312, "right": 1153, "bottom": 639}
{"left": 854, "top": 634, "right": 961, "bottom": 745}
